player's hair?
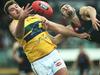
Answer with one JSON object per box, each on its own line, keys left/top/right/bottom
{"left": 59, "top": 3, "right": 69, "bottom": 16}
{"left": 60, "top": 3, "right": 76, "bottom": 17}
{"left": 59, "top": 3, "right": 68, "bottom": 10}
{"left": 59, "top": 3, "right": 65, "bottom": 16}
{"left": 4, "top": 0, "right": 17, "bottom": 15}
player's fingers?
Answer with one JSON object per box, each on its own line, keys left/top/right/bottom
{"left": 42, "top": 20, "right": 46, "bottom": 24}
{"left": 28, "top": 9, "right": 33, "bottom": 14}
{"left": 94, "top": 24, "right": 99, "bottom": 31}
{"left": 97, "top": 22, "right": 100, "bottom": 27}
{"left": 93, "top": 23, "right": 97, "bottom": 30}
{"left": 85, "top": 34, "right": 90, "bottom": 39}
{"left": 25, "top": 3, "right": 30, "bottom": 9}
{"left": 87, "top": 35, "right": 91, "bottom": 40}
{"left": 27, "top": 6, "right": 33, "bottom": 10}
{"left": 41, "top": 20, "right": 48, "bottom": 29}
{"left": 93, "top": 24, "right": 96, "bottom": 29}
{"left": 87, "top": 33, "right": 90, "bottom": 38}
{"left": 96, "top": 23, "right": 100, "bottom": 31}
{"left": 82, "top": 33, "right": 90, "bottom": 39}
{"left": 97, "top": 20, "right": 100, "bottom": 23}
{"left": 22, "top": 6, "right": 24, "bottom": 9}
{"left": 88, "top": 35, "right": 91, "bottom": 40}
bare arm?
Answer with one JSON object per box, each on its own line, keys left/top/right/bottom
{"left": 14, "top": 4, "right": 33, "bottom": 39}
{"left": 80, "top": 6, "right": 100, "bottom": 30}
{"left": 80, "top": 6, "right": 96, "bottom": 20}
{"left": 42, "top": 19, "right": 90, "bottom": 39}
{"left": 14, "top": 19, "right": 25, "bottom": 38}
{"left": 12, "top": 42, "right": 23, "bottom": 63}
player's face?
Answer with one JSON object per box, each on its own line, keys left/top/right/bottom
{"left": 60, "top": 4, "right": 75, "bottom": 17}
{"left": 8, "top": 4, "right": 23, "bottom": 19}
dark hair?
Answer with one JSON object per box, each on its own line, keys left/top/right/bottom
{"left": 4, "top": 0, "right": 17, "bottom": 15}
{"left": 59, "top": 3, "right": 67, "bottom": 10}
{"left": 59, "top": 3, "right": 69, "bottom": 16}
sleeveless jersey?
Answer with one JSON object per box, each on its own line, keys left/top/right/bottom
{"left": 14, "top": 14, "right": 57, "bottom": 62}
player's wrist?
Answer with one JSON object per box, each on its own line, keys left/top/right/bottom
{"left": 75, "top": 33, "right": 81, "bottom": 38}
{"left": 18, "top": 16, "right": 25, "bottom": 21}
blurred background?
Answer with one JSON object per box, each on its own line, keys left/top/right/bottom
{"left": 0, "top": 0, "right": 100, "bottom": 75}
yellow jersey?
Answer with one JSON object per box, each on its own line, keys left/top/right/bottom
{"left": 14, "top": 14, "right": 57, "bottom": 63}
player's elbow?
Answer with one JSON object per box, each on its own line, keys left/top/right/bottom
{"left": 14, "top": 29, "right": 25, "bottom": 39}
{"left": 14, "top": 32, "right": 24, "bottom": 39}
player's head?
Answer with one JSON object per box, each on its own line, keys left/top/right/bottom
{"left": 4, "top": 0, "right": 23, "bottom": 19}
{"left": 60, "top": 3, "right": 76, "bottom": 18}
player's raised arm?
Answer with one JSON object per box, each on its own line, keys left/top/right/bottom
{"left": 4, "top": 1, "right": 33, "bottom": 39}
{"left": 12, "top": 42, "right": 23, "bottom": 63}
{"left": 80, "top": 6, "right": 100, "bottom": 31}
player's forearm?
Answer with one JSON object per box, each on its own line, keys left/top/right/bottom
{"left": 12, "top": 49, "right": 18, "bottom": 61}
{"left": 12, "top": 50, "right": 23, "bottom": 63}
{"left": 45, "top": 20, "right": 81, "bottom": 38}
{"left": 15, "top": 18, "right": 25, "bottom": 39}
{"left": 13, "top": 55, "right": 23, "bottom": 63}
{"left": 60, "top": 27, "right": 81, "bottom": 38}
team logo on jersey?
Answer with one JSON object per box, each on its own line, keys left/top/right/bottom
{"left": 54, "top": 59, "right": 62, "bottom": 67}
{"left": 56, "top": 61, "right": 62, "bottom": 67}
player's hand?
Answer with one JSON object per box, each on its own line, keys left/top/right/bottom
{"left": 41, "top": 16, "right": 49, "bottom": 29}
{"left": 91, "top": 18, "right": 100, "bottom": 31}
{"left": 78, "top": 33, "right": 90, "bottom": 39}
{"left": 41, "top": 16, "right": 47, "bottom": 22}
{"left": 17, "top": 58, "right": 23, "bottom": 64}
{"left": 19, "top": 3, "right": 33, "bottom": 20}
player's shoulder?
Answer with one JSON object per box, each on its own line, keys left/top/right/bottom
{"left": 9, "top": 20, "right": 18, "bottom": 35}
{"left": 10, "top": 19, "right": 18, "bottom": 26}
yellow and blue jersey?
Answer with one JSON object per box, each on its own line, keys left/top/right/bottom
{"left": 14, "top": 14, "right": 56, "bottom": 62}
